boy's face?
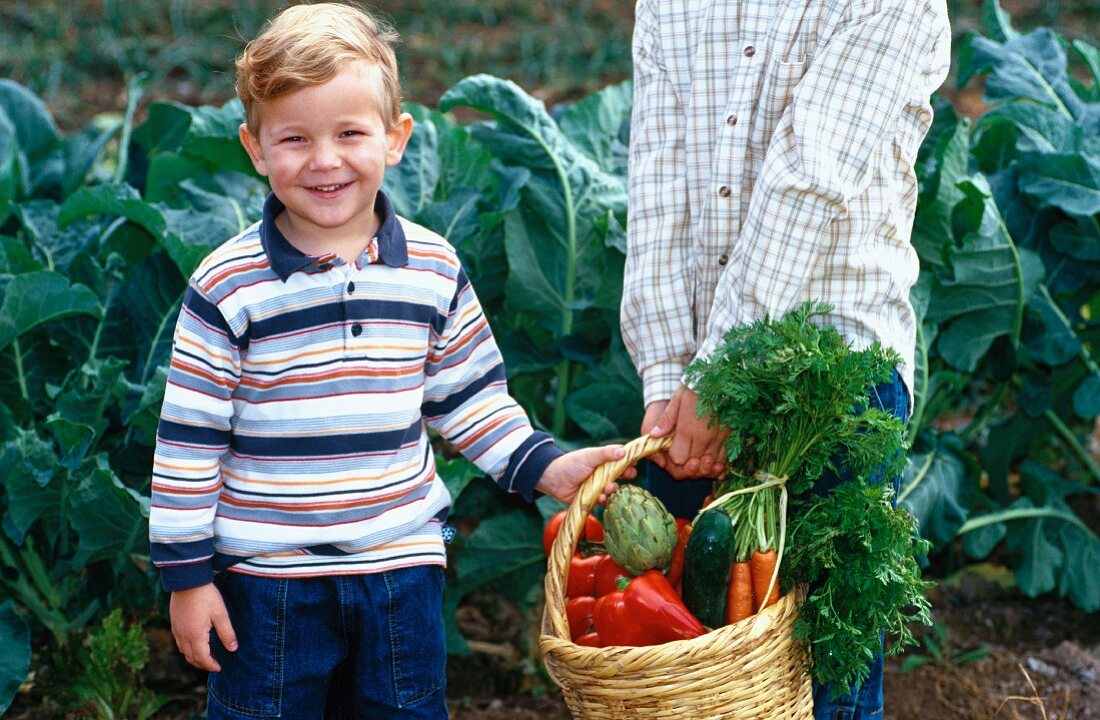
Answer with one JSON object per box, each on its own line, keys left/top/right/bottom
{"left": 239, "top": 62, "right": 412, "bottom": 246}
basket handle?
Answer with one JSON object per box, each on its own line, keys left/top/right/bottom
{"left": 543, "top": 433, "right": 674, "bottom": 642}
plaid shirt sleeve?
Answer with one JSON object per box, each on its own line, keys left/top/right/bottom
{"left": 697, "top": 1, "right": 952, "bottom": 361}
{"left": 620, "top": 0, "right": 697, "bottom": 407}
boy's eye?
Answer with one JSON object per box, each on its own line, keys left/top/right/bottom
{"left": 281, "top": 136, "right": 305, "bottom": 143}
{"left": 340, "top": 130, "right": 362, "bottom": 138}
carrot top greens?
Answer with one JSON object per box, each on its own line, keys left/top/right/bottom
{"left": 686, "top": 301, "right": 932, "bottom": 696}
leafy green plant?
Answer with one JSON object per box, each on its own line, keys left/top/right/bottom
{"left": 68, "top": 608, "right": 168, "bottom": 720}
{"left": 900, "top": 621, "right": 989, "bottom": 672}
{"left": 689, "top": 302, "right": 932, "bottom": 694}
{"left": 0, "top": 76, "right": 263, "bottom": 707}
{"left": 900, "top": 0, "right": 1100, "bottom": 613}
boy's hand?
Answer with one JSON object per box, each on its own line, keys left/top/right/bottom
{"left": 169, "top": 582, "right": 238, "bottom": 672}
{"left": 536, "top": 445, "right": 637, "bottom": 505}
{"left": 645, "top": 385, "right": 728, "bottom": 480}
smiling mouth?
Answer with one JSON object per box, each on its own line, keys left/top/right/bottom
{"left": 311, "top": 183, "right": 349, "bottom": 192}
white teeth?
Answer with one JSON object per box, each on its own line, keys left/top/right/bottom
{"left": 314, "top": 184, "right": 344, "bottom": 192}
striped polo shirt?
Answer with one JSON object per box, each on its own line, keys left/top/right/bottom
{"left": 150, "top": 191, "right": 561, "bottom": 591}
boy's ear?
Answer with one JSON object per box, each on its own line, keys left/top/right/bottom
{"left": 238, "top": 123, "right": 269, "bottom": 177}
{"left": 385, "top": 113, "right": 414, "bottom": 167}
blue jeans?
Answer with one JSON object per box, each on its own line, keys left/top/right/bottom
{"left": 645, "top": 371, "right": 909, "bottom": 720}
{"left": 206, "top": 565, "right": 448, "bottom": 720}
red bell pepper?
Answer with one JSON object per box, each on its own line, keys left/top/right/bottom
{"left": 592, "top": 571, "right": 705, "bottom": 646}
{"left": 594, "top": 555, "right": 632, "bottom": 597}
{"left": 574, "top": 632, "right": 602, "bottom": 647}
{"left": 624, "top": 570, "right": 705, "bottom": 643}
{"left": 665, "top": 518, "right": 693, "bottom": 587}
{"left": 565, "top": 596, "right": 597, "bottom": 640}
{"left": 593, "top": 589, "right": 657, "bottom": 646}
{"left": 566, "top": 553, "right": 605, "bottom": 597}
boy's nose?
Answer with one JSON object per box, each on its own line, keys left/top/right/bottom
{"left": 308, "top": 143, "right": 342, "bottom": 171}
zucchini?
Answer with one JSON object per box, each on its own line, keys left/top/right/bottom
{"left": 681, "top": 507, "right": 736, "bottom": 628}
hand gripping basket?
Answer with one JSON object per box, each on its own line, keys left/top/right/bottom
{"left": 538, "top": 434, "right": 814, "bottom": 720}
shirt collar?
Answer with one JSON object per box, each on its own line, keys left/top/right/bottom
{"left": 260, "top": 190, "right": 408, "bottom": 282}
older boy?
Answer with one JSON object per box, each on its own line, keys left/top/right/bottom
{"left": 150, "top": 5, "right": 625, "bottom": 719}
{"left": 623, "top": 0, "right": 951, "bottom": 717}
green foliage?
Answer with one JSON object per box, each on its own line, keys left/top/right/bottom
{"left": 0, "top": 601, "right": 30, "bottom": 714}
{"left": 0, "top": 78, "right": 255, "bottom": 703}
{"left": 899, "top": 620, "right": 988, "bottom": 672}
{"left": 689, "top": 303, "right": 931, "bottom": 694}
{"left": 687, "top": 301, "right": 903, "bottom": 495}
{"left": 0, "top": 0, "right": 634, "bottom": 135}
{"left": 788, "top": 482, "right": 932, "bottom": 694}
{"left": 901, "top": 1, "right": 1100, "bottom": 614}
{"left": 437, "top": 75, "right": 634, "bottom": 440}
{"left": 69, "top": 609, "right": 168, "bottom": 720}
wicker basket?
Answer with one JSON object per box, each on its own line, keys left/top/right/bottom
{"left": 538, "top": 434, "right": 814, "bottom": 720}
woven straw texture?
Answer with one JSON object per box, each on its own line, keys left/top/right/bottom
{"left": 538, "top": 434, "right": 814, "bottom": 720}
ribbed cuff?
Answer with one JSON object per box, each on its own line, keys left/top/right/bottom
{"left": 500, "top": 431, "right": 564, "bottom": 503}
{"left": 159, "top": 560, "right": 214, "bottom": 592}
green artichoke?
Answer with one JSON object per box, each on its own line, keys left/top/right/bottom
{"left": 603, "top": 484, "right": 677, "bottom": 575}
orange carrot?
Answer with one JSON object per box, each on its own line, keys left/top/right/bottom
{"left": 750, "top": 548, "right": 781, "bottom": 610}
{"left": 726, "top": 560, "right": 754, "bottom": 624}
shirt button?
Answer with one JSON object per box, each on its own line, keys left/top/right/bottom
{"left": 351, "top": 324, "right": 363, "bottom": 337}
{"left": 347, "top": 281, "right": 355, "bottom": 294}
{"left": 718, "top": 185, "right": 732, "bottom": 198}
{"left": 726, "top": 114, "right": 738, "bottom": 126}
{"left": 718, "top": 254, "right": 729, "bottom": 266}
{"left": 744, "top": 45, "right": 756, "bottom": 57}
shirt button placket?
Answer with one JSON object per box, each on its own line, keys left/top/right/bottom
{"left": 345, "top": 275, "right": 359, "bottom": 344}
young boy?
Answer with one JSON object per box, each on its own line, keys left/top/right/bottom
{"left": 149, "top": 5, "right": 627, "bottom": 718}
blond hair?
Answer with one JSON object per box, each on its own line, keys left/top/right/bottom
{"left": 235, "top": 3, "right": 402, "bottom": 132}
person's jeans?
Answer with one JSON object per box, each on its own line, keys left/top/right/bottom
{"left": 644, "top": 371, "right": 909, "bottom": 720}
{"left": 205, "top": 565, "right": 448, "bottom": 720}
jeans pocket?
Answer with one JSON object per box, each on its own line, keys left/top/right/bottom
{"left": 208, "top": 573, "right": 287, "bottom": 717}
{"left": 385, "top": 565, "right": 446, "bottom": 707}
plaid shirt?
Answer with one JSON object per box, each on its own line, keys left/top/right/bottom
{"left": 622, "top": 0, "right": 952, "bottom": 405}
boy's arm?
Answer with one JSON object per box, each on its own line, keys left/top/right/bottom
{"left": 696, "top": 0, "right": 951, "bottom": 361}
{"left": 422, "top": 267, "right": 559, "bottom": 502}
{"left": 620, "top": 0, "right": 694, "bottom": 409}
{"left": 423, "top": 265, "right": 635, "bottom": 504}
{"left": 150, "top": 283, "right": 242, "bottom": 592}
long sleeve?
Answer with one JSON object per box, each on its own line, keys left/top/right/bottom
{"left": 422, "top": 267, "right": 561, "bottom": 502}
{"left": 697, "top": 0, "right": 951, "bottom": 362}
{"left": 150, "top": 284, "right": 242, "bottom": 591}
{"left": 620, "top": 0, "right": 696, "bottom": 407}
